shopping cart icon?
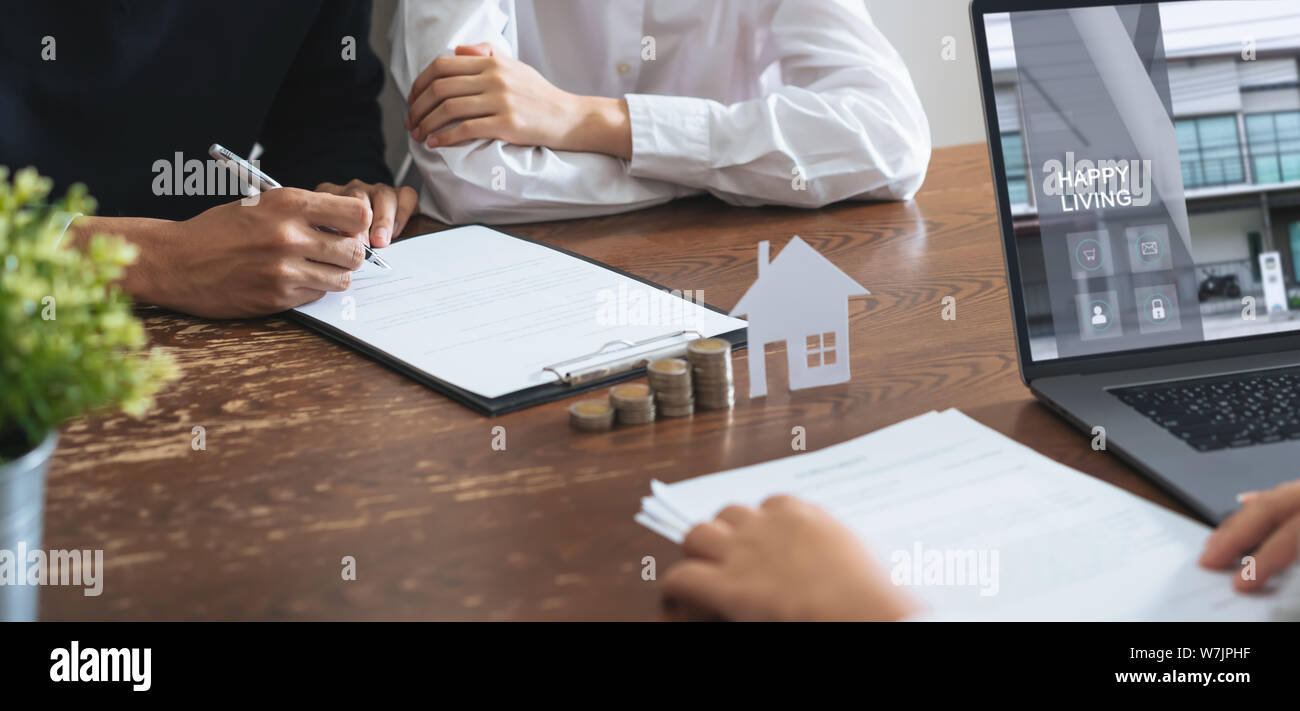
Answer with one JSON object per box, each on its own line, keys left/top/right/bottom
{"left": 1082, "top": 247, "right": 1097, "bottom": 262}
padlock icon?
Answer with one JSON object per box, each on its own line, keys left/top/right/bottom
{"left": 1151, "top": 298, "right": 1166, "bottom": 321}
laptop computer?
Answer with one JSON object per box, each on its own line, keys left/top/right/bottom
{"left": 970, "top": 0, "right": 1300, "bottom": 523}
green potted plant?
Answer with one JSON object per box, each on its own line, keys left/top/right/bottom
{"left": 1, "top": 167, "right": 177, "bottom": 620}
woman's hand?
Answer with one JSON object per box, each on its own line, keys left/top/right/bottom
{"left": 1201, "top": 480, "right": 1300, "bottom": 591}
{"left": 405, "top": 43, "right": 632, "bottom": 159}
{"left": 661, "top": 495, "right": 920, "bottom": 622}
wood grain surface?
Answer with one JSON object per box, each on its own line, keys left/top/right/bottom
{"left": 39, "top": 143, "right": 1190, "bottom": 620}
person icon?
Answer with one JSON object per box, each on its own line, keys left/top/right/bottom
{"left": 1091, "top": 304, "right": 1108, "bottom": 326}
{"left": 1082, "top": 298, "right": 1118, "bottom": 338}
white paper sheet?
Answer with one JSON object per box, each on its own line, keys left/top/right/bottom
{"left": 639, "top": 409, "right": 1286, "bottom": 621}
{"left": 295, "top": 226, "right": 747, "bottom": 399}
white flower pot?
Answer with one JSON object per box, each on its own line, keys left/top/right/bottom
{"left": 0, "top": 430, "right": 56, "bottom": 622}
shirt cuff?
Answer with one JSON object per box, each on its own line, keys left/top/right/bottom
{"left": 52, "top": 211, "right": 82, "bottom": 248}
{"left": 625, "top": 93, "right": 711, "bottom": 185}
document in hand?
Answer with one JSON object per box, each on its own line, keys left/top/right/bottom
{"left": 292, "top": 225, "right": 746, "bottom": 414}
{"left": 637, "top": 409, "right": 1285, "bottom": 621}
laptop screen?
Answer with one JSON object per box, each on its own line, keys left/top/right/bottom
{"left": 982, "top": 1, "right": 1300, "bottom": 362}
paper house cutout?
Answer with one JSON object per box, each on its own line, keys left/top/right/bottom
{"left": 730, "top": 236, "right": 869, "bottom": 398}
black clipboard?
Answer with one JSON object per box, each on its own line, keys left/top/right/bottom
{"left": 287, "top": 225, "right": 748, "bottom": 416}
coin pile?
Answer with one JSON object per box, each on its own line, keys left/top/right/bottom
{"left": 568, "top": 398, "right": 615, "bottom": 432}
{"left": 647, "top": 357, "right": 694, "bottom": 417}
{"left": 687, "top": 337, "right": 735, "bottom": 410}
{"left": 609, "top": 383, "right": 656, "bottom": 424}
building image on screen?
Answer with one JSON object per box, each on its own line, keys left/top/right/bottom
{"left": 985, "top": 1, "right": 1300, "bottom": 361}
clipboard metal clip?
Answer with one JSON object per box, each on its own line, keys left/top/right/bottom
{"left": 543, "top": 330, "right": 705, "bottom": 386}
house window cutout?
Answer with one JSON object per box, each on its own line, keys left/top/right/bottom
{"left": 806, "top": 332, "right": 837, "bottom": 368}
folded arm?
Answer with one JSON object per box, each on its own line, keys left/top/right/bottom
{"left": 394, "top": 0, "right": 930, "bottom": 224}
{"left": 391, "top": 1, "right": 690, "bottom": 224}
{"left": 624, "top": 0, "right": 931, "bottom": 207}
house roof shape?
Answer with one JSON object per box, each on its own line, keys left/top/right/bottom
{"left": 729, "top": 236, "right": 869, "bottom": 318}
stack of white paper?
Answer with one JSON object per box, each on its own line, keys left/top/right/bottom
{"left": 638, "top": 409, "right": 1286, "bottom": 621}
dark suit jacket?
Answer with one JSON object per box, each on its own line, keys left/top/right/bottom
{"left": 0, "top": 1, "right": 391, "bottom": 219}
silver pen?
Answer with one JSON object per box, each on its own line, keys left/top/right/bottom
{"left": 208, "top": 143, "right": 392, "bottom": 269}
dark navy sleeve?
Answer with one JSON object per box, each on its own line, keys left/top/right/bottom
{"left": 258, "top": 0, "right": 393, "bottom": 188}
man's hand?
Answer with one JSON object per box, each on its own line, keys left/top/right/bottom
{"left": 1201, "top": 480, "right": 1300, "bottom": 591}
{"left": 76, "top": 188, "right": 372, "bottom": 318}
{"left": 661, "top": 495, "right": 919, "bottom": 622}
{"left": 315, "top": 179, "right": 417, "bottom": 248}
{"left": 405, "top": 43, "right": 632, "bottom": 159}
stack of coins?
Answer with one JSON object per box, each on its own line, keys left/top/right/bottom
{"left": 568, "top": 399, "right": 615, "bottom": 432}
{"left": 687, "top": 337, "right": 735, "bottom": 410}
{"left": 647, "top": 358, "right": 694, "bottom": 417}
{"left": 609, "top": 383, "right": 656, "bottom": 424}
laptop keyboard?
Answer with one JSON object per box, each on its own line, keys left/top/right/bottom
{"left": 1113, "top": 367, "right": 1300, "bottom": 452}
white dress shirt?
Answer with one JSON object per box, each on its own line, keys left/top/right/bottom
{"left": 390, "top": 0, "right": 931, "bottom": 224}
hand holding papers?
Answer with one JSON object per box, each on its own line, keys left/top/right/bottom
{"left": 639, "top": 409, "right": 1286, "bottom": 621}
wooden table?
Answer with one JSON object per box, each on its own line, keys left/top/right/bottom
{"left": 40, "top": 143, "right": 1189, "bottom": 620}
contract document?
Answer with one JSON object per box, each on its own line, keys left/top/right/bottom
{"left": 293, "top": 225, "right": 747, "bottom": 412}
{"left": 638, "top": 409, "right": 1288, "bottom": 621}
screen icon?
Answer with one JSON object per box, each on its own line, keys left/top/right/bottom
{"left": 1125, "top": 224, "right": 1172, "bottom": 273}
{"left": 1091, "top": 303, "right": 1111, "bottom": 327}
{"left": 1135, "top": 284, "right": 1181, "bottom": 334}
{"left": 1075, "top": 290, "right": 1123, "bottom": 341}
{"left": 1067, "top": 231, "right": 1115, "bottom": 279}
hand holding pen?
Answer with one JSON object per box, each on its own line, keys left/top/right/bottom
{"left": 210, "top": 143, "right": 404, "bottom": 269}
{"left": 116, "top": 182, "right": 375, "bottom": 318}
